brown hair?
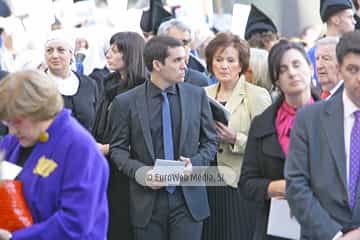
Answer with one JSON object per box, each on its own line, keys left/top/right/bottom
{"left": 0, "top": 70, "right": 63, "bottom": 121}
{"left": 205, "top": 32, "right": 250, "bottom": 76}
{"left": 248, "top": 31, "right": 279, "bottom": 50}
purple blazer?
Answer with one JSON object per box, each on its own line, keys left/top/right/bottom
{"left": 0, "top": 109, "right": 109, "bottom": 240}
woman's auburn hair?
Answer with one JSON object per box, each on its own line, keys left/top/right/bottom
{"left": 0, "top": 70, "right": 63, "bottom": 121}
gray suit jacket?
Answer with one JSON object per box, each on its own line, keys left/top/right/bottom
{"left": 109, "top": 81, "right": 217, "bottom": 227}
{"left": 285, "top": 93, "right": 360, "bottom": 239}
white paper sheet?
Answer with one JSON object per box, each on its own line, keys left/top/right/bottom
{"left": 267, "top": 198, "right": 301, "bottom": 240}
{"left": 153, "top": 159, "right": 185, "bottom": 185}
{"left": 1, "top": 161, "right": 22, "bottom": 180}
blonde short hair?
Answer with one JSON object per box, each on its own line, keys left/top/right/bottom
{"left": 0, "top": 70, "right": 63, "bottom": 121}
{"left": 248, "top": 48, "right": 272, "bottom": 91}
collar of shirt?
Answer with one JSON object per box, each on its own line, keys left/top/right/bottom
{"left": 47, "top": 70, "right": 79, "bottom": 96}
{"left": 343, "top": 89, "right": 360, "bottom": 119}
{"left": 148, "top": 81, "right": 177, "bottom": 98}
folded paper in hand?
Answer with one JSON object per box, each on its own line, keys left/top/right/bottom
{"left": 153, "top": 159, "right": 185, "bottom": 186}
{"left": 267, "top": 198, "right": 300, "bottom": 239}
{"left": 208, "top": 96, "right": 230, "bottom": 125}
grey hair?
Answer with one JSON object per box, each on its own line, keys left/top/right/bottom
{"left": 316, "top": 36, "right": 340, "bottom": 48}
{"left": 157, "top": 19, "right": 192, "bottom": 39}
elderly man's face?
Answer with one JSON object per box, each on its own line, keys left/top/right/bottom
{"left": 167, "top": 27, "right": 191, "bottom": 64}
{"left": 316, "top": 43, "right": 339, "bottom": 91}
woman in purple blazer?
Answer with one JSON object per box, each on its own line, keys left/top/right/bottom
{"left": 0, "top": 70, "right": 109, "bottom": 240}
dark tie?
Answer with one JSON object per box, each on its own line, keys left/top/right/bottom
{"left": 161, "top": 92, "right": 175, "bottom": 193}
{"left": 349, "top": 110, "right": 360, "bottom": 209}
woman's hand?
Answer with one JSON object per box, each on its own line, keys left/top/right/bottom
{"left": 215, "top": 121, "right": 237, "bottom": 145}
{"left": 97, "top": 143, "right": 109, "bottom": 155}
{"left": 0, "top": 229, "right": 11, "bottom": 240}
{"left": 267, "top": 180, "right": 286, "bottom": 199}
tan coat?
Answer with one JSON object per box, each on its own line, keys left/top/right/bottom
{"left": 205, "top": 76, "right": 271, "bottom": 187}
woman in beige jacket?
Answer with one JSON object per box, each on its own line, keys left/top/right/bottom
{"left": 202, "top": 32, "right": 271, "bottom": 240}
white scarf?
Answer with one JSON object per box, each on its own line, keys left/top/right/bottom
{"left": 47, "top": 71, "right": 79, "bottom": 96}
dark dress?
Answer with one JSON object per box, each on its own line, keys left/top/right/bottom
{"left": 89, "top": 66, "right": 110, "bottom": 98}
{"left": 91, "top": 69, "right": 145, "bottom": 240}
{"left": 53, "top": 71, "right": 98, "bottom": 132}
{"left": 202, "top": 101, "right": 258, "bottom": 240}
{"left": 239, "top": 94, "right": 319, "bottom": 240}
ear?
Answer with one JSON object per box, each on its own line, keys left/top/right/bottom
{"left": 336, "top": 63, "right": 343, "bottom": 79}
{"left": 332, "top": 15, "right": 341, "bottom": 25}
{"left": 152, "top": 60, "right": 162, "bottom": 72}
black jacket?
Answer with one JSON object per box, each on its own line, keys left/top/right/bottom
{"left": 92, "top": 71, "right": 145, "bottom": 143}
{"left": 239, "top": 94, "right": 320, "bottom": 240}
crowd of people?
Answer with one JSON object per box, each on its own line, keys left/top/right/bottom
{"left": 0, "top": 0, "right": 360, "bottom": 239}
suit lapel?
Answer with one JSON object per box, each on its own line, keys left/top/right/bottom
{"left": 135, "top": 83, "right": 155, "bottom": 159}
{"left": 178, "top": 84, "right": 188, "bottom": 154}
{"left": 322, "top": 94, "right": 347, "bottom": 190}
{"left": 254, "top": 101, "right": 286, "bottom": 160}
{"left": 225, "top": 77, "right": 245, "bottom": 115}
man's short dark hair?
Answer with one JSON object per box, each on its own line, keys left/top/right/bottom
{"left": 336, "top": 31, "right": 360, "bottom": 64}
{"left": 143, "top": 36, "right": 182, "bottom": 72}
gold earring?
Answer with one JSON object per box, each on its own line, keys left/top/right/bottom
{"left": 38, "top": 131, "right": 49, "bottom": 143}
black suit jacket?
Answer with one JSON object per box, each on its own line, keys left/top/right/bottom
{"left": 109, "top": 81, "right": 217, "bottom": 227}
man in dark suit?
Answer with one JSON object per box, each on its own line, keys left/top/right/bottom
{"left": 285, "top": 31, "right": 360, "bottom": 240}
{"left": 109, "top": 36, "right": 217, "bottom": 240}
{"left": 157, "top": 19, "right": 210, "bottom": 87}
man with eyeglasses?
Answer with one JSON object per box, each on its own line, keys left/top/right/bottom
{"left": 158, "top": 19, "right": 210, "bottom": 87}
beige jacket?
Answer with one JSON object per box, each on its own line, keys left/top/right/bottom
{"left": 205, "top": 76, "right": 271, "bottom": 187}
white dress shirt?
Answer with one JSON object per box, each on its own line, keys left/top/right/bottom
{"left": 333, "top": 90, "right": 360, "bottom": 240}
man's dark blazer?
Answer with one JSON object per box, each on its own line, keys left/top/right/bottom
{"left": 285, "top": 92, "right": 360, "bottom": 239}
{"left": 184, "top": 68, "right": 209, "bottom": 87}
{"left": 109, "top": 81, "right": 217, "bottom": 228}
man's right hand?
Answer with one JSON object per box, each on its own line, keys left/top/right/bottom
{"left": 145, "top": 169, "right": 166, "bottom": 190}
